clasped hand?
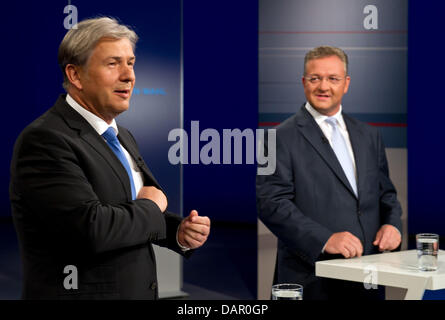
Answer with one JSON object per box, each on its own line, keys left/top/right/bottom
{"left": 324, "top": 225, "right": 401, "bottom": 258}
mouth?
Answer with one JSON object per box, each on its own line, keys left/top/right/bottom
{"left": 113, "top": 89, "right": 131, "bottom": 99}
{"left": 315, "top": 93, "right": 330, "bottom": 100}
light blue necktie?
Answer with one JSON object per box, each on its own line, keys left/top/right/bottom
{"left": 325, "top": 117, "right": 358, "bottom": 196}
{"left": 102, "top": 127, "right": 136, "bottom": 200}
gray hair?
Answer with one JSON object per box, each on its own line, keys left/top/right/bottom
{"left": 58, "top": 17, "right": 138, "bottom": 91}
{"left": 304, "top": 46, "right": 349, "bottom": 75}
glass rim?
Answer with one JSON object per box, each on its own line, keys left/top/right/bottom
{"left": 416, "top": 233, "right": 439, "bottom": 238}
{"left": 271, "top": 283, "right": 303, "bottom": 291}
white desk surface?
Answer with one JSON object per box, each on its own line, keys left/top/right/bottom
{"left": 316, "top": 250, "right": 445, "bottom": 291}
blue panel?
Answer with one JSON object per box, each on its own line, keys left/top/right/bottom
{"left": 408, "top": 1, "right": 445, "bottom": 237}
{"left": 423, "top": 290, "right": 445, "bottom": 300}
{"left": 2, "top": 1, "right": 181, "bottom": 217}
{"left": 183, "top": 1, "right": 258, "bottom": 223}
{"left": 408, "top": 1, "right": 445, "bottom": 300}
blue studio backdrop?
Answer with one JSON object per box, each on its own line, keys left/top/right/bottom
{"left": 1, "top": 0, "right": 259, "bottom": 300}
{"left": 1, "top": 0, "right": 258, "bottom": 225}
{"left": 408, "top": 0, "right": 445, "bottom": 300}
{"left": 1, "top": 0, "right": 186, "bottom": 299}
{"left": 2, "top": 1, "right": 182, "bottom": 218}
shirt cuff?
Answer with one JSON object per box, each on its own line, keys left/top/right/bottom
{"left": 176, "top": 226, "right": 191, "bottom": 252}
{"left": 321, "top": 243, "right": 327, "bottom": 253}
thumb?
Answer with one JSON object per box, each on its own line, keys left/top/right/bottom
{"left": 188, "top": 210, "right": 199, "bottom": 221}
{"left": 373, "top": 231, "right": 381, "bottom": 245}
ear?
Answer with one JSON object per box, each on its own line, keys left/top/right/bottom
{"left": 65, "top": 64, "right": 83, "bottom": 90}
{"left": 301, "top": 76, "right": 306, "bottom": 86}
{"left": 343, "top": 75, "right": 351, "bottom": 94}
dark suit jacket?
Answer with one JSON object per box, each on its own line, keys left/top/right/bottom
{"left": 256, "top": 105, "right": 402, "bottom": 300}
{"left": 10, "top": 94, "right": 190, "bottom": 299}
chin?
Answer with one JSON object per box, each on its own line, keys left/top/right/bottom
{"left": 112, "top": 103, "right": 130, "bottom": 114}
{"left": 312, "top": 103, "right": 329, "bottom": 111}
{"left": 313, "top": 105, "right": 337, "bottom": 116}
{"left": 118, "top": 99, "right": 130, "bottom": 108}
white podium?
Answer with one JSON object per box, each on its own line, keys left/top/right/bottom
{"left": 315, "top": 250, "right": 445, "bottom": 300}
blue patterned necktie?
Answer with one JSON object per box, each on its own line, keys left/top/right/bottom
{"left": 325, "top": 117, "right": 358, "bottom": 196}
{"left": 102, "top": 127, "right": 136, "bottom": 200}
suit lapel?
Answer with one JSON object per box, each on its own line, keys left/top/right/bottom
{"left": 117, "top": 129, "right": 162, "bottom": 190}
{"left": 295, "top": 106, "right": 357, "bottom": 198}
{"left": 53, "top": 95, "right": 133, "bottom": 200}
{"left": 343, "top": 114, "right": 367, "bottom": 200}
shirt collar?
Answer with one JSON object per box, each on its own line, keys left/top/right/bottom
{"left": 66, "top": 94, "right": 118, "bottom": 136}
{"left": 304, "top": 102, "right": 346, "bottom": 130}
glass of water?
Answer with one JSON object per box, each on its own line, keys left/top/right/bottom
{"left": 416, "top": 233, "right": 439, "bottom": 271}
{"left": 271, "top": 283, "right": 303, "bottom": 300}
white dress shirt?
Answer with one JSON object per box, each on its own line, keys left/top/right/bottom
{"left": 305, "top": 102, "right": 357, "bottom": 180}
{"left": 66, "top": 94, "right": 144, "bottom": 195}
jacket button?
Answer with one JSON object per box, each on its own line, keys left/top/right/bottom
{"left": 357, "top": 210, "right": 361, "bottom": 216}
{"left": 150, "top": 282, "right": 157, "bottom": 290}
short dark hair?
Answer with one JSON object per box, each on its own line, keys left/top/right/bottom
{"left": 304, "top": 46, "right": 348, "bottom": 75}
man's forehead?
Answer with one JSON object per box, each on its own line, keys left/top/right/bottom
{"left": 93, "top": 38, "right": 135, "bottom": 56}
{"left": 307, "top": 56, "right": 343, "bottom": 65}
{"left": 306, "top": 57, "right": 344, "bottom": 71}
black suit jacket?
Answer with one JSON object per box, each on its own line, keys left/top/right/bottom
{"left": 256, "top": 105, "right": 402, "bottom": 299}
{"left": 10, "top": 95, "right": 189, "bottom": 299}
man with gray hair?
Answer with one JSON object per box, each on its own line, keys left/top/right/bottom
{"left": 10, "top": 17, "right": 210, "bottom": 299}
{"left": 257, "top": 46, "right": 402, "bottom": 300}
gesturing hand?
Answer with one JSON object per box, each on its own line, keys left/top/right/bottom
{"left": 178, "top": 210, "right": 210, "bottom": 249}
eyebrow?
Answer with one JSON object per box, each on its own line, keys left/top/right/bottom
{"left": 107, "top": 56, "right": 136, "bottom": 61}
{"left": 308, "top": 73, "right": 342, "bottom": 77}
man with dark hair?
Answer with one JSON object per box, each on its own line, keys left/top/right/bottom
{"left": 257, "top": 46, "right": 402, "bottom": 300}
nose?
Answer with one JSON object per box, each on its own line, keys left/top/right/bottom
{"left": 119, "top": 64, "right": 135, "bottom": 83}
{"left": 318, "top": 78, "right": 330, "bottom": 91}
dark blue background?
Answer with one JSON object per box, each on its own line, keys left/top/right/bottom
{"left": 0, "top": 1, "right": 258, "bottom": 225}
{"left": 183, "top": 2, "right": 258, "bottom": 224}
{"left": 0, "top": 0, "right": 258, "bottom": 300}
{"left": 1, "top": 1, "right": 185, "bottom": 216}
{"left": 407, "top": 2, "right": 445, "bottom": 238}
{"left": 407, "top": 2, "right": 445, "bottom": 299}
